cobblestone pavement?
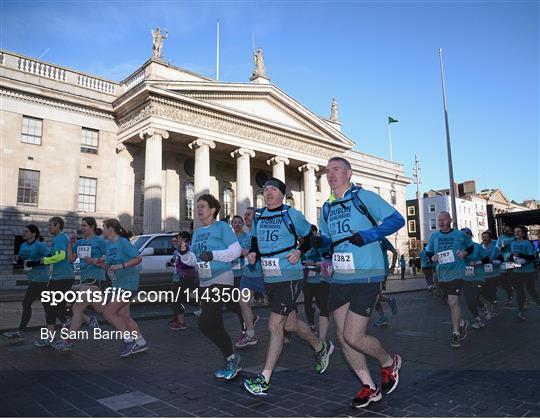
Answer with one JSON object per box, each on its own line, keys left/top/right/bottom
{"left": 1, "top": 287, "right": 539, "bottom": 417}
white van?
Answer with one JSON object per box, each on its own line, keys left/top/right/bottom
{"left": 130, "top": 233, "right": 179, "bottom": 287}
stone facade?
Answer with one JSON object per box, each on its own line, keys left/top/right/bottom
{"left": 0, "top": 49, "right": 411, "bottom": 281}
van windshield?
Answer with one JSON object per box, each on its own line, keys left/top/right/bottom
{"left": 130, "top": 235, "right": 152, "bottom": 251}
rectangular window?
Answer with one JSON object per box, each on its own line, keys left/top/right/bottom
{"left": 430, "top": 218, "right": 437, "bottom": 230}
{"left": 390, "top": 190, "right": 396, "bottom": 205}
{"left": 81, "top": 128, "right": 99, "bottom": 154}
{"left": 78, "top": 177, "right": 97, "bottom": 212}
{"left": 408, "top": 220, "right": 417, "bottom": 233}
{"left": 21, "top": 116, "right": 43, "bottom": 145}
{"left": 407, "top": 206, "right": 415, "bottom": 216}
{"left": 17, "top": 169, "right": 40, "bottom": 206}
{"left": 429, "top": 203, "right": 436, "bottom": 213}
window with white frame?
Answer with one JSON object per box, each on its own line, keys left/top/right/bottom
{"left": 407, "top": 206, "right": 415, "bottom": 216}
{"left": 184, "top": 182, "right": 194, "bottom": 220}
{"left": 255, "top": 190, "right": 265, "bottom": 209}
{"left": 223, "top": 188, "right": 234, "bottom": 221}
{"left": 78, "top": 177, "right": 97, "bottom": 212}
{"left": 430, "top": 218, "right": 437, "bottom": 230}
{"left": 408, "top": 220, "right": 417, "bottom": 233}
{"left": 17, "top": 169, "right": 40, "bottom": 206}
{"left": 390, "top": 190, "right": 396, "bottom": 205}
{"left": 429, "top": 203, "right": 436, "bottom": 213}
{"left": 21, "top": 116, "right": 43, "bottom": 145}
{"left": 81, "top": 128, "right": 99, "bottom": 154}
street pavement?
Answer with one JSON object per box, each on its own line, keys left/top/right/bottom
{"left": 0, "top": 284, "right": 539, "bottom": 417}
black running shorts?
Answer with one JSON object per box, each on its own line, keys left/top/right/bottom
{"left": 439, "top": 279, "right": 464, "bottom": 297}
{"left": 327, "top": 282, "right": 382, "bottom": 317}
{"left": 265, "top": 281, "right": 301, "bottom": 316}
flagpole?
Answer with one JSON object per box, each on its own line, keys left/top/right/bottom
{"left": 388, "top": 122, "right": 394, "bottom": 162}
{"left": 438, "top": 48, "right": 458, "bottom": 227}
{"left": 216, "top": 20, "right": 220, "bottom": 81}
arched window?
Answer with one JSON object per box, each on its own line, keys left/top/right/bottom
{"left": 255, "top": 190, "right": 265, "bottom": 209}
{"left": 184, "top": 182, "right": 194, "bottom": 220}
{"left": 223, "top": 188, "right": 234, "bottom": 221}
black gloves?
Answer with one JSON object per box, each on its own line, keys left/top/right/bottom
{"left": 310, "top": 235, "right": 323, "bottom": 249}
{"left": 348, "top": 233, "right": 365, "bottom": 247}
{"left": 166, "top": 261, "right": 173, "bottom": 268}
{"left": 25, "top": 260, "right": 42, "bottom": 267}
{"left": 200, "top": 251, "right": 213, "bottom": 262}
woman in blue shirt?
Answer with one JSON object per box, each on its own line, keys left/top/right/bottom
{"left": 97, "top": 219, "right": 147, "bottom": 358}
{"left": 180, "top": 194, "right": 242, "bottom": 381}
{"left": 510, "top": 225, "right": 539, "bottom": 321}
{"left": 3, "top": 225, "right": 49, "bottom": 339}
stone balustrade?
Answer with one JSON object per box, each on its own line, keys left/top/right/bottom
{"left": 17, "top": 57, "right": 67, "bottom": 81}
{"left": 77, "top": 74, "right": 116, "bottom": 94}
{"left": 123, "top": 69, "right": 145, "bottom": 89}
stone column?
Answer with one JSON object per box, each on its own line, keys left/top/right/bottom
{"left": 299, "top": 163, "right": 319, "bottom": 225}
{"left": 115, "top": 144, "right": 135, "bottom": 230}
{"left": 189, "top": 139, "right": 215, "bottom": 227}
{"left": 231, "top": 148, "right": 255, "bottom": 217}
{"left": 266, "top": 156, "right": 289, "bottom": 182}
{"left": 164, "top": 156, "right": 180, "bottom": 232}
{"left": 140, "top": 128, "right": 169, "bottom": 234}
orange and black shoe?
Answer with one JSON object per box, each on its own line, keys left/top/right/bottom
{"left": 380, "top": 353, "right": 402, "bottom": 395}
{"left": 351, "top": 385, "right": 382, "bottom": 408}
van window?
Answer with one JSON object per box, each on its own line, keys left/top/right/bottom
{"left": 147, "top": 236, "right": 175, "bottom": 256}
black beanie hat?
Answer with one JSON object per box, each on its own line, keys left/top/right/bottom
{"left": 263, "top": 177, "right": 286, "bottom": 195}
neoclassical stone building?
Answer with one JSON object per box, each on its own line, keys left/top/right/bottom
{"left": 0, "top": 46, "right": 410, "bottom": 280}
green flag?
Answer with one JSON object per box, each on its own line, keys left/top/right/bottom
{"left": 388, "top": 117, "right": 398, "bottom": 124}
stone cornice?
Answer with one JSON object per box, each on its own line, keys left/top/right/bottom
{"left": 118, "top": 96, "right": 341, "bottom": 160}
{"left": 0, "top": 88, "right": 115, "bottom": 120}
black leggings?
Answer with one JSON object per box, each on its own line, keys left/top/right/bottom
{"left": 19, "top": 282, "right": 48, "bottom": 331}
{"left": 463, "top": 281, "right": 483, "bottom": 318}
{"left": 303, "top": 282, "right": 330, "bottom": 325}
{"left": 199, "top": 284, "right": 234, "bottom": 359}
{"left": 43, "top": 280, "right": 72, "bottom": 326}
{"left": 482, "top": 277, "right": 499, "bottom": 304}
{"left": 499, "top": 271, "right": 513, "bottom": 299}
{"left": 225, "top": 277, "right": 245, "bottom": 331}
{"left": 512, "top": 271, "right": 539, "bottom": 311}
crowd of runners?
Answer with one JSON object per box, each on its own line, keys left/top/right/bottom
{"left": 4, "top": 156, "right": 539, "bottom": 409}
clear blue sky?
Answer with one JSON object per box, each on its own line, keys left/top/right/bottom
{"left": 2, "top": 1, "right": 538, "bottom": 202}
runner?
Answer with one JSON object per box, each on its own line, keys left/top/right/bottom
{"left": 57, "top": 217, "right": 106, "bottom": 350}
{"left": 302, "top": 225, "right": 331, "bottom": 340}
{"left": 460, "top": 228, "right": 489, "bottom": 329}
{"left": 242, "top": 177, "right": 333, "bottom": 397}
{"left": 179, "top": 194, "right": 242, "bottom": 380}
{"left": 373, "top": 237, "right": 398, "bottom": 327}
{"left": 311, "top": 157, "right": 404, "bottom": 408}
{"left": 426, "top": 212, "right": 474, "bottom": 349}
{"left": 230, "top": 215, "right": 248, "bottom": 342}
{"left": 167, "top": 232, "right": 197, "bottom": 331}
{"left": 26, "top": 217, "right": 74, "bottom": 348}
{"left": 496, "top": 224, "right": 516, "bottom": 305}
{"left": 236, "top": 207, "right": 263, "bottom": 349}
{"left": 480, "top": 231, "right": 502, "bottom": 319}
{"left": 96, "top": 219, "right": 148, "bottom": 357}
{"left": 510, "top": 225, "right": 540, "bottom": 321}
{"left": 3, "top": 225, "right": 49, "bottom": 339}
{"left": 420, "top": 243, "right": 435, "bottom": 290}
{"left": 399, "top": 255, "right": 406, "bottom": 280}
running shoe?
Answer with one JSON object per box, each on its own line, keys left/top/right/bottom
{"left": 351, "top": 385, "right": 382, "bottom": 408}
{"left": 169, "top": 321, "right": 187, "bottom": 331}
{"left": 471, "top": 319, "right": 485, "bottom": 329}
{"left": 284, "top": 331, "right": 293, "bottom": 344}
{"left": 380, "top": 354, "right": 402, "bottom": 394}
{"left": 214, "top": 353, "right": 241, "bottom": 380}
{"left": 235, "top": 334, "right": 258, "bottom": 348}
{"left": 388, "top": 296, "right": 398, "bottom": 315}
{"left": 120, "top": 341, "right": 136, "bottom": 357}
{"left": 3, "top": 330, "right": 24, "bottom": 338}
{"left": 516, "top": 311, "right": 526, "bottom": 322}
{"left": 451, "top": 333, "right": 461, "bottom": 348}
{"left": 374, "top": 316, "right": 388, "bottom": 327}
{"left": 56, "top": 340, "right": 73, "bottom": 351}
{"left": 315, "top": 340, "right": 334, "bottom": 374}
{"left": 459, "top": 320, "right": 469, "bottom": 341}
{"left": 33, "top": 338, "right": 50, "bottom": 348}
{"left": 62, "top": 318, "right": 71, "bottom": 329}
{"left": 132, "top": 339, "right": 149, "bottom": 354}
{"left": 50, "top": 339, "right": 66, "bottom": 350}
{"left": 242, "top": 374, "right": 270, "bottom": 396}
{"left": 87, "top": 315, "right": 99, "bottom": 330}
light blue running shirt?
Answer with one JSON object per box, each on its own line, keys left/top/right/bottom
{"left": 73, "top": 235, "right": 107, "bottom": 282}
{"left": 426, "top": 229, "right": 474, "bottom": 282}
{"left": 464, "top": 242, "right": 487, "bottom": 282}
{"left": 48, "top": 233, "right": 74, "bottom": 281}
{"left": 510, "top": 240, "right": 536, "bottom": 274}
{"left": 105, "top": 237, "right": 140, "bottom": 292}
{"left": 19, "top": 240, "right": 50, "bottom": 282}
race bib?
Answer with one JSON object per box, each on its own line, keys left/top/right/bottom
{"left": 503, "top": 262, "right": 515, "bottom": 270}
{"left": 514, "top": 257, "right": 526, "bottom": 266}
{"left": 465, "top": 266, "right": 475, "bottom": 277}
{"left": 437, "top": 250, "right": 455, "bottom": 265}
{"left": 77, "top": 246, "right": 92, "bottom": 258}
{"left": 196, "top": 261, "right": 212, "bottom": 279}
{"left": 261, "top": 258, "right": 281, "bottom": 277}
{"left": 332, "top": 252, "right": 355, "bottom": 273}
{"left": 484, "top": 263, "right": 493, "bottom": 273}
